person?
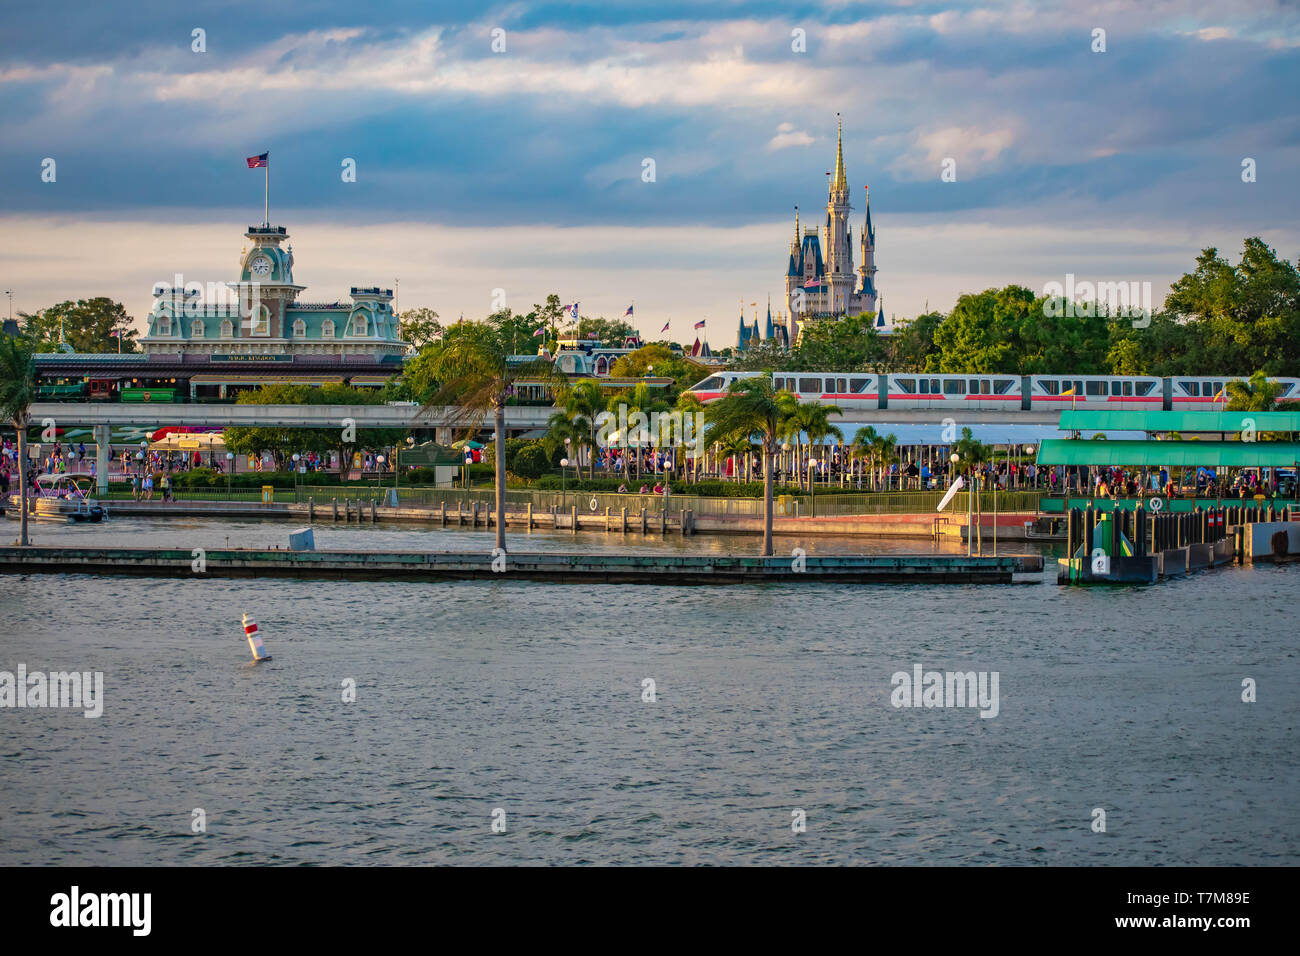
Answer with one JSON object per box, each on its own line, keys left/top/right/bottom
{"left": 653, "top": 481, "right": 664, "bottom": 495}
{"left": 617, "top": 482, "right": 628, "bottom": 494}
{"left": 131, "top": 474, "right": 141, "bottom": 501}
{"left": 143, "top": 474, "right": 154, "bottom": 500}
{"left": 160, "top": 473, "right": 172, "bottom": 502}
{"left": 638, "top": 484, "right": 649, "bottom": 494}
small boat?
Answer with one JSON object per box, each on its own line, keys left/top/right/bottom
{"left": 5, "top": 474, "right": 108, "bottom": 523}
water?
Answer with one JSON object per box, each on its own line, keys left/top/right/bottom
{"left": 2, "top": 518, "right": 1297, "bottom": 865}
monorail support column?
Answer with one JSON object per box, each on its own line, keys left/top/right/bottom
{"left": 94, "top": 424, "right": 111, "bottom": 496}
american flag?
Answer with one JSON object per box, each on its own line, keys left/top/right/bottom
{"left": 623, "top": 305, "right": 634, "bottom": 317}
{"left": 246, "top": 153, "right": 268, "bottom": 168}
{"left": 532, "top": 327, "right": 545, "bottom": 337}
{"left": 660, "top": 320, "right": 670, "bottom": 333}
{"left": 694, "top": 319, "right": 705, "bottom": 329}
{"left": 803, "top": 278, "right": 820, "bottom": 288}
{"left": 109, "top": 328, "right": 120, "bottom": 337}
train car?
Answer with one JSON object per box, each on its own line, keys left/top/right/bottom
{"left": 120, "top": 386, "right": 179, "bottom": 403}
{"left": 687, "top": 371, "right": 883, "bottom": 410}
{"left": 1168, "top": 376, "right": 1300, "bottom": 411}
{"left": 883, "top": 374, "right": 1022, "bottom": 411}
{"left": 1025, "top": 375, "right": 1163, "bottom": 411}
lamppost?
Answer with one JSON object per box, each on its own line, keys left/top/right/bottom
{"left": 226, "top": 451, "right": 235, "bottom": 498}
{"left": 808, "top": 457, "right": 819, "bottom": 517}
{"left": 782, "top": 442, "right": 791, "bottom": 485}
{"left": 292, "top": 453, "right": 301, "bottom": 499}
{"left": 560, "top": 457, "right": 570, "bottom": 511}
{"left": 3, "top": 289, "right": 11, "bottom": 323}
{"left": 375, "top": 454, "right": 385, "bottom": 495}
{"left": 1024, "top": 445, "right": 1035, "bottom": 491}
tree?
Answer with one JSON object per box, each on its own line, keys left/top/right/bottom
{"left": 887, "top": 311, "right": 943, "bottom": 371}
{"left": 603, "top": 380, "right": 669, "bottom": 481}
{"left": 780, "top": 400, "right": 843, "bottom": 489}
{"left": 927, "top": 286, "right": 1036, "bottom": 373}
{"left": 422, "top": 323, "right": 559, "bottom": 552}
{"left": 0, "top": 337, "right": 36, "bottom": 545}
{"left": 609, "top": 344, "right": 707, "bottom": 399}
{"left": 1225, "top": 371, "right": 1281, "bottom": 412}
{"left": 576, "top": 316, "right": 636, "bottom": 343}
{"left": 223, "top": 384, "right": 406, "bottom": 476}
{"left": 551, "top": 378, "right": 605, "bottom": 479}
{"left": 703, "top": 375, "right": 798, "bottom": 556}
{"left": 398, "top": 307, "right": 442, "bottom": 350}
{"left": 21, "top": 298, "right": 137, "bottom": 353}
{"left": 795, "top": 313, "right": 887, "bottom": 371}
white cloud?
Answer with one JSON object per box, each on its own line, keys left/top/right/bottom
{"left": 767, "top": 123, "right": 815, "bottom": 151}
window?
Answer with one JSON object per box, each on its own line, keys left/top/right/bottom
{"left": 928, "top": 379, "right": 940, "bottom": 394}
{"left": 293, "top": 318, "right": 306, "bottom": 337}
{"left": 1111, "top": 381, "right": 1122, "bottom": 396}
{"left": 1135, "top": 381, "right": 1155, "bottom": 396}
{"left": 969, "top": 379, "right": 980, "bottom": 393}
{"left": 895, "top": 378, "right": 916, "bottom": 394}
{"left": 772, "top": 377, "right": 785, "bottom": 390}
{"left": 252, "top": 305, "right": 270, "bottom": 336}
{"left": 1213, "top": 381, "right": 1224, "bottom": 396}
{"left": 850, "top": 377, "right": 872, "bottom": 392}
{"left": 352, "top": 314, "right": 367, "bottom": 336}
{"left": 220, "top": 319, "right": 233, "bottom": 338}
{"left": 799, "top": 378, "right": 822, "bottom": 393}
{"left": 994, "top": 379, "right": 1016, "bottom": 395}
{"left": 835, "top": 378, "right": 847, "bottom": 393}
{"left": 943, "top": 379, "right": 966, "bottom": 395}
{"left": 980, "top": 379, "right": 991, "bottom": 395}
{"left": 191, "top": 319, "right": 204, "bottom": 338}
{"left": 1182, "top": 381, "right": 1199, "bottom": 396}
{"left": 1041, "top": 380, "right": 1059, "bottom": 395}
{"left": 694, "top": 376, "right": 723, "bottom": 390}
{"left": 1085, "top": 381, "right": 1106, "bottom": 396}
{"left": 1278, "top": 383, "right": 1295, "bottom": 397}
{"left": 322, "top": 319, "right": 335, "bottom": 339}
{"left": 157, "top": 315, "right": 171, "bottom": 336}
{"left": 1123, "top": 381, "right": 1133, "bottom": 396}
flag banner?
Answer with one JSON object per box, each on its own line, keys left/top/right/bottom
{"left": 532, "top": 327, "right": 545, "bottom": 337}
{"left": 624, "top": 305, "right": 634, "bottom": 317}
{"left": 587, "top": 332, "right": 598, "bottom": 339}
{"left": 109, "top": 329, "right": 120, "bottom": 337}
{"left": 803, "top": 278, "right": 820, "bottom": 288}
{"left": 246, "top": 153, "right": 268, "bottom": 168}
{"left": 660, "top": 321, "right": 670, "bottom": 333}
{"left": 694, "top": 320, "right": 706, "bottom": 329}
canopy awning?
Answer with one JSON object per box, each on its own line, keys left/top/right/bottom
{"left": 1037, "top": 439, "right": 1300, "bottom": 467}
{"left": 1058, "top": 410, "right": 1300, "bottom": 433}
{"left": 149, "top": 432, "right": 227, "bottom": 451}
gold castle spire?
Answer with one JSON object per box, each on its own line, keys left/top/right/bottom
{"left": 831, "top": 113, "right": 847, "bottom": 194}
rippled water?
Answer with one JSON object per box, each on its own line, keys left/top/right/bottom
{"left": 2, "top": 518, "right": 1297, "bottom": 865}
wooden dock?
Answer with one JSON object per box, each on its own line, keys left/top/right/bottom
{"left": 0, "top": 545, "right": 1044, "bottom": 585}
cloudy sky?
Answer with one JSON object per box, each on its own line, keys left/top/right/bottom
{"left": 1, "top": 0, "right": 1297, "bottom": 344}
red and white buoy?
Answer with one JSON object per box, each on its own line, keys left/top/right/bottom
{"left": 241, "top": 613, "right": 271, "bottom": 662}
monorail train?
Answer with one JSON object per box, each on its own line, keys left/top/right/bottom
{"left": 685, "top": 372, "right": 1300, "bottom": 413}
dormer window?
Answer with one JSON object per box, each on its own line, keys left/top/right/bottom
{"left": 191, "top": 319, "right": 204, "bottom": 338}
{"left": 322, "top": 319, "right": 335, "bottom": 338}
{"left": 157, "top": 315, "right": 171, "bottom": 336}
{"left": 252, "top": 305, "right": 270, "bottom": 336}
{"left": 293, "top": 318, "right": 306, "bottom": 337}
{"left": 352, "top": 314, "right": 367, "bottom": 336}
{"left": 220, "top": 319, "right": 233, "bottom": 338}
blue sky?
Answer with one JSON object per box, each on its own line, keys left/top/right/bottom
{"left": 1, "top": 0, "right": 1298, "bottom": 343}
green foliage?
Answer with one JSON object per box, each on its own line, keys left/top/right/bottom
{"left": 397, "top": 307, "right": 442, "bottom": 350}
{"left": 531, "top": 475, "right": 803, "bottom": 497}
{"left": 222, "top": 383, "right": 407, "bottom": 467}
{"left": 576, "top": 316, "right": 636, "bottom": 343}
{"left": 21, "top": 298, "right": 137, "bottom": 353}
{"left": 609, "top": 344, "right": 706, "bottom": 399}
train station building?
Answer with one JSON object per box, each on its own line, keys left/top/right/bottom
{"left": 34, "top": 223, "right": 408, "bottom": 402}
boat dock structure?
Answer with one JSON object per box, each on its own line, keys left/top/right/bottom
{"left": 1038, "top": 410, "right": 1300, "bottom": 583}
{"left": 0, "top": 545, "right": 1043, "bottom": 585}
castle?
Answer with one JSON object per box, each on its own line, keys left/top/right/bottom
{"left": 738, "top": 116, "right": 881, "bottom": 351}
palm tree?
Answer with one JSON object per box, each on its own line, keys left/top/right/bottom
{"left": 0, "top": 337, "right": 36, "bottom": 546}
{"left": 852, "top": 425, "right": 880, "bottom": 489}
{"left": 1225, "top": 371, "right": 1281, "bottom": 413}
{"left": 553, "top": 378, "right": 604, "bottom": 478}
{"left": 422, "top": 327, "right": 558, "bottom": 553}
{"left": 798, "top": 403, "right": 844, "bottom": 489}
{"left": 871, "top": 431, "right": 898, "bottom": 490}
{"left": 703, "top": 375, "right": 798, "bottom": 556}
{"left": 674, "top": 391, "right": 706, "bottom": 484}
{"left": 605, "top": 381, "right": 666, "bottom": 482}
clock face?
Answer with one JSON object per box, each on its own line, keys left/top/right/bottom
{"left": 250, "top": 256, "right": 272, "bottom": 278}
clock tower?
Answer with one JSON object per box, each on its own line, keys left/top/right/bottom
{"left": 231, "top": 224, "right": 305, "bottom": 339}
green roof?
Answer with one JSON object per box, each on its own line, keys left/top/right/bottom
{"left": 1037, "top": 439, "right": 1300, "bottom": 468}
{"left": 1058, "top": 410, "right": 1300, "bottom": 433}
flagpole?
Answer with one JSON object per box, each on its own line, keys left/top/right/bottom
{"left": 264, "top": 160, "right": 269, "bottom": 226}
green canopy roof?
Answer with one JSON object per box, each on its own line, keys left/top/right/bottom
{"left": 1058, "top": 410, "right": 1300, "bottom": 433}
{"left": 1037, "top": 439, "right": 1300, "bottom": 468}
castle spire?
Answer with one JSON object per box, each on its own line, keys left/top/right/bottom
{"left": 831, "top": 113, "right": 847, "bottom": 195}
